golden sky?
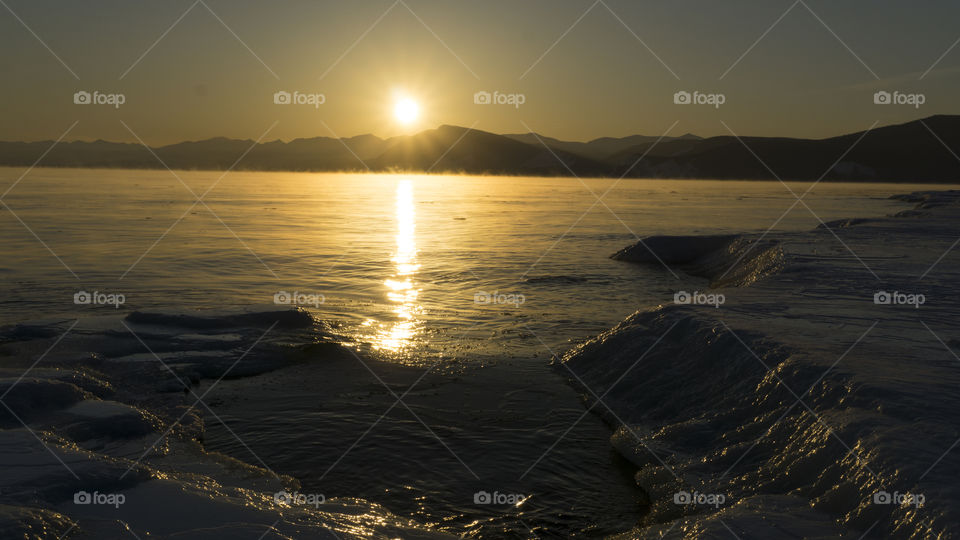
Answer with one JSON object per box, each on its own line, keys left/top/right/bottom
{"left": 1, "top": 0, "right": 959, "bottom": 144}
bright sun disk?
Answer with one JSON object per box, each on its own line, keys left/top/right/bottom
{"left": 394, "top": 98, "right": 419, "bottom": 125}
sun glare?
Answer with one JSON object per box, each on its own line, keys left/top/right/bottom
{"left": 394, "top": 98, "right": 420, "bottom": 125}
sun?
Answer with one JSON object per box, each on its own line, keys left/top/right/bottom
{"left": 394, "top": 98, "right": 420, "bottom": 125}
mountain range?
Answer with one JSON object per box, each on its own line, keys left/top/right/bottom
{"left": 1, "top": 116, "right": 958, "bottom": 182}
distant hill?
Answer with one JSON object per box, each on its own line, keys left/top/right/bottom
{"left": 0, "top": 135, "right": 391, "bottom": 172}
{"left": 610, "top": 115, "right": 960, "bottom": 182}
{"left": 503, "top": 132, "right": 701, "bottom": 161}
{"left": 1, "top": 116, "right": 958, "bottom": 182}
{"left": 372, "top": 125, "right": 606, "bottom": 176}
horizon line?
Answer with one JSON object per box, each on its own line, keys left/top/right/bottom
{"left": 2, "top": 114, "right": 955, "bottom": 147}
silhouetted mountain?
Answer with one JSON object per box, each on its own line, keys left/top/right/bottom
{"left": 0, "top": 135, "right": 388, "bottom": 172}
{"left": 0, "top": 139, "right": 156, "bottom": 169}
{"left": 612, "top": 115, "right": 960, "bottom": 181}
{"left": 245, "top": 134, "right": 388, "bottom": 171}
{"left": 372, "top": 125, "right": 607, "bottom": 176}
{"left": 503, "top": 132, "right": 701, "bottom": 160}
{"left": 0, "top": 116, "right": 958, "bottom": 181}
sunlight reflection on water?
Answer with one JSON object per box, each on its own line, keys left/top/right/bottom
{"left": 0, "top": 169, "right": 925, "bottom": 363}
{"left": 373, "top": 179, "right": 423, "bottom": 353}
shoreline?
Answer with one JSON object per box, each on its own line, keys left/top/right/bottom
{"left": 561, "top": 190, "right": 960, "bottom": 538}
{"left": 0, "top": 311, "right": 454, "bottom": 538}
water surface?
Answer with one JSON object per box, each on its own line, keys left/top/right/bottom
{"left": 0, "top": 168, "right": 931, "bottom": 536}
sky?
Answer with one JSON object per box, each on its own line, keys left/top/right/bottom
{"left": 1, "top": 0, "right": 959, "bottom": 144}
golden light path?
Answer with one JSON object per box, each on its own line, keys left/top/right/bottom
{"left": 373, "top": 179, "right": 422, "bottom": 352}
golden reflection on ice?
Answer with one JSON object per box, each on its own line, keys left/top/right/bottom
{"left": 374, "top": 180, "right": 422, "bottom": 352}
